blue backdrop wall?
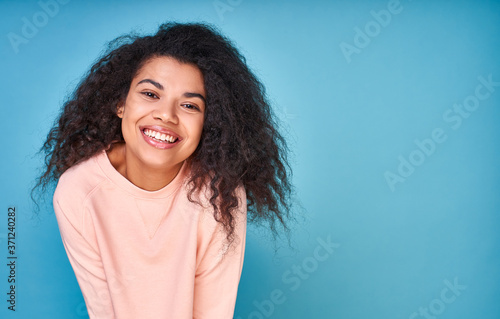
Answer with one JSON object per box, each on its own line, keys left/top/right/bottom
{"left": 1, "top": 0, "right": 499, "bottom": 318}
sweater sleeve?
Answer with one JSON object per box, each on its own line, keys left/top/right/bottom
{"left": 193, "top": 187, "right": 248, "bottom": 319}
{"left": 53, "top": 196, "right": 115, "bottom": 319}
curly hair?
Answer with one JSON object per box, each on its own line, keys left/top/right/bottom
{"left": 34, "top": 22, "right": 293, "bottom": 244}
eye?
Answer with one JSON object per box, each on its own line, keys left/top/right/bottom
{"left": 141, "top": 91, "right": 159, "bottom": 99}
{"left": 182, "top": 103, "right": 200, "bottom": 111}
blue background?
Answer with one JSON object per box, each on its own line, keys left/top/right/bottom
{"left": 1, "top": 0, "right": 499, "bottom": 318}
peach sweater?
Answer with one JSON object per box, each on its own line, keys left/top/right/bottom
{"left": 53, "top": 150, "right": 247, "bottom": 319}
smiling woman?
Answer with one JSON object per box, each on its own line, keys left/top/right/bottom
{"left": 32, "top": 22, "right": 293, "bottom": 319}
{"left": 112, "top": 57, "right": 206, "bottom": 191}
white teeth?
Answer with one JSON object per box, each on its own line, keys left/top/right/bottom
{"left": 143, "top": 129, "right": 177, "bottom": 143}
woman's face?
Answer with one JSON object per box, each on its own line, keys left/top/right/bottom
{"left": 117, "top": 56, "right": 206, "bottom": 171}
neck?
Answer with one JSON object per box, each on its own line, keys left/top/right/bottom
{"left": 125, "top": 159, "right": 183, "bottom": 191}
{"left": 106, "top": 143, "right": 183, "bottom": 191}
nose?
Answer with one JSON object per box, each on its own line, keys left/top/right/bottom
{"left": 152, "top": 100, "right": 178, "bottom": 124}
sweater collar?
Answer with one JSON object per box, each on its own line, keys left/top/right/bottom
{"left": 95, "top": 149, "right": 188, "bottom": 199}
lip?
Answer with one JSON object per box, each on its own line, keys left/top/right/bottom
{"left": 139, "top": 125, "right": 182, "bottom": 149}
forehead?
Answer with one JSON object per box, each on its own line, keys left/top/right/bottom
{"left": 134, "top": 56, "right": 204, "bottom": 88}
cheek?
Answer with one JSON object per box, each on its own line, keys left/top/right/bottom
{"left": 193, "top": 118, "right": 205, "bottom": 141}
{"left": 120, "top": 112, "right": 138, "bottom": 142}
{"left": 184, "top": 114, "right": 204, "bottom": 136}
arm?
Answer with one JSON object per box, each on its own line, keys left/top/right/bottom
{"left": 193, "top": 188, "right": 247, "bottom": 319}
{"left": 53, "top": 197, "right": 115, "bottom": 318}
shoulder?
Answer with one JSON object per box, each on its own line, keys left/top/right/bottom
{"left": 53, "top": 151, "right": 107, "bottom": 213}
{"left": 188, "top": 175, "right": 247, "bottom": 219}
{"left": 194, "top": 181, "right": 247, "bottom": 238}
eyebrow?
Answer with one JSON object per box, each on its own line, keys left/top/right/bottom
{"left": 183, "top": 92, "right": 206, "bottom": 104}
{"left": 136, "top": 79, "right": 206, "bottom": 103}
{"left": 137, "top": 79, "right": 164, "bottom": 90}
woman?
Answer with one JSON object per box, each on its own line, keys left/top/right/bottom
{"left": 35, "top": 22, "right": 293, "bottom": 318}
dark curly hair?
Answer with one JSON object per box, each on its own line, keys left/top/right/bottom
{"left": 34, "top": 22, "right": 294, "bottom": 245}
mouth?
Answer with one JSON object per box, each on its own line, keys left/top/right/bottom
{"left": 140, "top": 127, "right": 182, "bottom": 149}
{"left": 142, "top": 128, "right": 179, "bottom": 143}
